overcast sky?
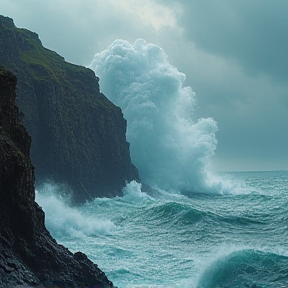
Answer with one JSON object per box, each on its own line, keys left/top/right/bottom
{"left": 1, "top": 0, "right": 288, "bottom": 171}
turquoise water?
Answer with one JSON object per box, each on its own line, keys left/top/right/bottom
{"left": 36, "top": 171, "right": 288, "bottom": 288}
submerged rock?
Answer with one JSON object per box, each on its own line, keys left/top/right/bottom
{"left": 0, "top": 65, "right": 116, "bottom": 287}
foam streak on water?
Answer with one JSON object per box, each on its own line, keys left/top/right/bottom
{"left": 36, "top": 171, "right": 288, "bottom": 288}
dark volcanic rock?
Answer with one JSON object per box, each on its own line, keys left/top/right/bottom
{"left": 0, "top": 65, "right": 116, "bottom": 287}
{"left": 0, "top": 15, "right": 139, "bottom": 202}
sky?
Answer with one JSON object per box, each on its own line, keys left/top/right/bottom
{"left": 1, "top": 0, "right": 288, "bottom": 172}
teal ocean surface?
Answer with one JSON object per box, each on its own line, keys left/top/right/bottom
{"left": 36, "top": 170, "right": 288, "bottom": 288}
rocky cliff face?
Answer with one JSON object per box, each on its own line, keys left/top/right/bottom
{"left": 0, "top": 65, "right": 116, "bottom": 287}
{"left": 0, "top": 16, "right": 139, "bottom": 202}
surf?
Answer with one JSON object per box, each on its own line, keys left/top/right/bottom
{"left": 35, "top": 171, "right": 288, "bottom": 288}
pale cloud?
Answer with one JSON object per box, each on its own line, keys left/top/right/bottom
{"left": 113, "top": 0, "right": 179, "bottom": 30}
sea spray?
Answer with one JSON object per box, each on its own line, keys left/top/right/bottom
{"left": 89, "top": 39, "right": 221, "bottom": 195}
{"left": 35, "top": 182, "right": 116, "bottom": 237}
{"left": 121, "top": 180, "right": 155, "bottom": 204}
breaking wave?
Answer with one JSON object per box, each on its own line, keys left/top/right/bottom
{"left": 89, "top": 39, "right": 227, "bottom": 195}
{"left": 197, "top": 249, "right": 288, "bottom": 288}
{"left": 35, "top": 182, "right": 116, "bottom": 238}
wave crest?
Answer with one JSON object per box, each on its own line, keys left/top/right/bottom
{"left": 197, "top": 249, "right": 288, "bottom": 288}
{"left": 36, "top": 182, "right": 116, "bottom": 238}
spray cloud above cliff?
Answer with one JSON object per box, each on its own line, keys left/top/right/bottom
{"left": 89, "top": 39, "right": 224, "bottom": 194}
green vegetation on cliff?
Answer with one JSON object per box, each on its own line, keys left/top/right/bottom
{"left": 0, "top": 15, "right": 139, "bottom": 201}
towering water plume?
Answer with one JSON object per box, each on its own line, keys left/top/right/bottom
{"left": 89, "top": 39, "right": 220, "bottom": 194}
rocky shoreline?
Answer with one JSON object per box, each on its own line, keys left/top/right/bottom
{"left": 0, "top": 66, "right": 116, "bottom": 287}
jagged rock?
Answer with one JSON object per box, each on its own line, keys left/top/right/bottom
{"left": 0, "top": 65, "right": 116, "bottom": 287}
{"left": 0, "top": 15, "right": 139, "bottom": 202}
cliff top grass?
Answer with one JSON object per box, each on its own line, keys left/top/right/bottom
{"left": 1, "top": 16, "right": 85, "bottom": 71}
{"left": 0, "top": 15, "right": 116, "bottom": 110}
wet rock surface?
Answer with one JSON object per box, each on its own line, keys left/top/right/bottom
{"left": 0, "top": 66, "right": 116, "bottom": 288}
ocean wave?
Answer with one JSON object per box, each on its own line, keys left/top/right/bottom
{"left": 197, "top": 249, "right": 288, "bottom": 288}
{"left": 35, "top": 183, "right": 116, "bottom": 238}
{"left": 144, "top": 202, "right": 206, "bottom": 226}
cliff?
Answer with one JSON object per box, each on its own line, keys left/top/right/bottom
{"left": 0, "top": 16, "right": 139, "bottom": 202}
{"left": 0, "top": 65, "right": 116, "bottom": 287}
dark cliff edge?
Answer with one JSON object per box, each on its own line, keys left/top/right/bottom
{"left": 0, "top": 65, "right": 116, "bottom": 287}
{"left": 0, "top": 16, "right": 139, "bottom": 202}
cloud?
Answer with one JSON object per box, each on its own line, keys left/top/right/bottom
{"left": 152, "top": 0, "right": 288, "bottom": 170}
{"left": 159, "top": 0, "right": 288, "bottom": 83}
{"left": 1, "top": 0, "right": 165, "bottom": 64}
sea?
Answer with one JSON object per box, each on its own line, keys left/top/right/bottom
{"left": 37, "top": 39, "right": 287, "bottom": 287}
{"left": 36, "top": 170, "right": 288, "bottom": 288}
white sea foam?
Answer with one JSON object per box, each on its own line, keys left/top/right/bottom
{"left": 121, "top": 180, "right": 154, "bottom": 204}
{"left": 34, "top": 173, "right": 287, "bottom": 288}
{"left": 89, "top": 39, "right": 224, "bottom": 195}
{"left": 35, "top": 182, "right": 116, "bottom": 238}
